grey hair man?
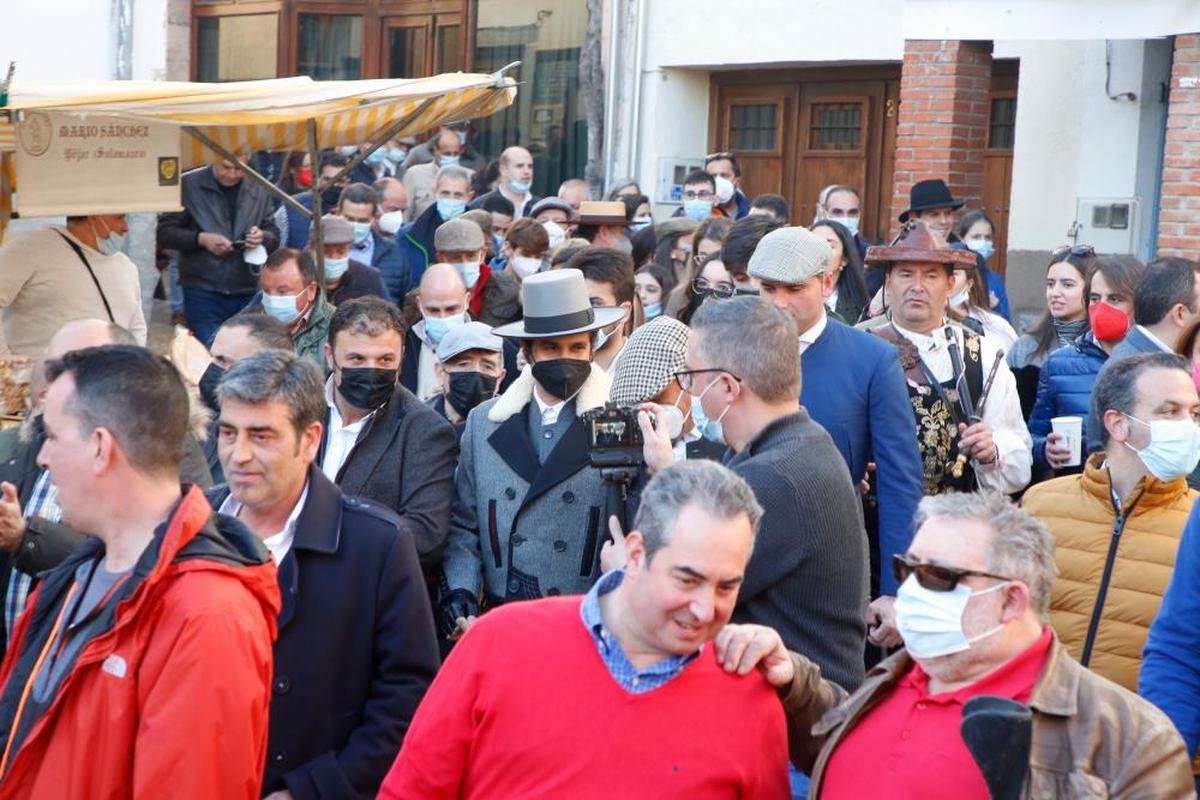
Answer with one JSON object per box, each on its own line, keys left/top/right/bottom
{"left": 402, "top": 129, "right": 468, "bottom": 222}
{"left": 213, "top": 349, "right": 439, "bottom": 798}
{"left": 379, "top": 460, "right": 790, "bottom": 798}
{"left": 676, "top": 296, "right": 868, "bottom": 692}
{"left": 714, "top": 491, "right": 1195, "bottom": 797}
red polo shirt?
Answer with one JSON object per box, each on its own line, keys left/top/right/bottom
{"left": 820, "top": 627, "right": 1052, "bottom": 799}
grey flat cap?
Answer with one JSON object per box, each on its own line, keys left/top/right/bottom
{"left": 492, "top": 269, "right": 626, "bottom": 339}
{"left": 748, "top": 226, "right": 832, "bottom": 285}
{"left": 321, "top": 214, "right": 355, "bottom": 246}
{"left": 434, "top": 217, "right": 485, "bottom": 253}
{"left": 609, "top": 316, "right": 690, "bottom": 406}
{"left": 531, "top": 196, "right": 576, "bottom": 220}
{"left": 437, "top": 321, "right": 503, "bottom": 362}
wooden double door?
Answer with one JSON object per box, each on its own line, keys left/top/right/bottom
{"left": 710, "top": 68, "right": 901, "bottom": 243}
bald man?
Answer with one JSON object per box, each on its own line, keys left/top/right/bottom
{"left": 0, "top": 319, "right": 214, "bottom": 644}
{"left": 400, "top": 263, "right": 470, "bottom": 401}
{"left": 373, "top": 177, "right": 409, "bottom": 239}
{"left": 469, "top": 146, "right": 541, "bottom": 218}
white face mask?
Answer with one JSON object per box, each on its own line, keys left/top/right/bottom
{"left": 510, "top": 255, "right": 542, "bottom": 279}
{"left": 378, "top": 210, "right": 405, "bottom": 236}
{"left": 895, "top": 574, "right": 1010, "bottom": 659}
{"left": 827, "top": 215, "right": 860, "bottom": 237}
{"left": 1123, "top": 414, "right": 1200, "bottom": 482}
{"left": 542, "top": 220, "right": 567, "bottom": 250}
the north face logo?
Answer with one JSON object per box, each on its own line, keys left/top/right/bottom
{"left": 101, "top": 654, "right": 127, "bottom": 679}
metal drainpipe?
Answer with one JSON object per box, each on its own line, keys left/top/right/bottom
{"left": 602, "top": 0, "right": 621, "bottom": 193}
{"left": 114, "top": 0, "right": 133, "bottom": 79}
{"left": 627, "top": 0, "right": 646, "bottom": 183}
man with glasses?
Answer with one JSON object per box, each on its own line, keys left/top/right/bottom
{"left": 675, "top": 296, "right": 868, "bottom": 694}
{"left": 749, "top": 227, "right": 923, "bottom": 628}
{"left": 675, "top": 170, "right": 720, "bottom": 222}
{"left": 712, "top": 491, "right": 1194, "bottom": 797}
{"left": 704, "top": 152, "right": 750, "bottom": 219}
{"left": 1023, "top": 353, "right": 1198, "bottom": 694}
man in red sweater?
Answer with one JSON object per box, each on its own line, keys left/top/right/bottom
{"left": 379, "top": 460, "right": 790, "bottom": 799}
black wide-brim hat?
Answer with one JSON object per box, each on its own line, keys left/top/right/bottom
{"left": 898, "top": 178, "right": 966, "bottom": 222}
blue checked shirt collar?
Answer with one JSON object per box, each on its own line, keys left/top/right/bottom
{"left": 579, "top": 569, "right": 701, "bottom": 694}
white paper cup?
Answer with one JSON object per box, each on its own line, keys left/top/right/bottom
{"left": 1051, "top": 416, "right": 1083, "bottom": 467}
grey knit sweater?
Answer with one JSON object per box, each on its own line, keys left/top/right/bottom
{"left": 725, "top": 411, "right": 869, "bottom": 692}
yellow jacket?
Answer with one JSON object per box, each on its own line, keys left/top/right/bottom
{"left": 1022, "top": 453, "right": 1195, "bottom": 692}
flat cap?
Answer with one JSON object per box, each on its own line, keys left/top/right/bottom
{"left": 609, "top": 316, "right": 690, "bottom": 406}
{"left": 531, "top": 196, "right": 576, "bottom": 220}
{"left": 320, "top": 214, "right": 355, "bottom": 246}
{"left": 461, "top": 208, "right": 493, "bottom": 237}
{"left": 436, "top": 321, "right": 503, "bottom": 362}
{"left": 747, "top": 226, "right": 832, "bottom": 285}
{"left": 434, "top": 217, "right": 485, "bottom": 253}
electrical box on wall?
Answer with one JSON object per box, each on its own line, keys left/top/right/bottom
{"left": 1073, "top": 197, "right": 1139, "bottom": 254}
{"left": 656, "top": 157, "right": 704, "bottom": 205}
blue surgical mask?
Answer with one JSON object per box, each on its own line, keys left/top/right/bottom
{"left": 439, "top": 154, "right": 461, "bottom": 168}
{"left": 324, "top": 256, "right": 350, "bottom": 282}
{"left": 683, "top": 200, "right": 713, "bottom": 221}
{"left": 631, "top": 216, "right": 653, "bottom": 233}
{"left": 384, "top": 145, "right": 408, "bottom": 164}
{"left": 263, "top": 291, "right": 305, "bottom": 324}
{"left": 437, "top": 198, "right": 467, "bottom": 220}
{"left": 644, "top": 301, "right": 663, "bottom": 320}
{"left": 90, "top": 217, "right": 125, "bottom": 257}
{"left": 692, "top": 374, "right": 731, "bottom": 444}
{"left": 950, "top": 288, "right": 970, "bottom": 310}
{"left": 365, "top": 148, "right": 387, "bottom": 167}
{"left": 456, "top": 260, "right": 481, "bottom": 290}
{"left": 424, "top": 313, "right": 466, "bottom": 346}
{"left": 492, "top": 233, "right": 505, "bottom": 255}
{"left": 351, "top": 221, "right": 372, "bottom": 245}
{"left": 509, "top": 179, "right": 531, "bottom": 195}
{"left": 967, "top": 239, "right": 996, "bottom": 260}
{"left": 828, "top": 215, "right": 860, "bottom": 237}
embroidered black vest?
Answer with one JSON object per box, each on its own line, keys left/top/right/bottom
{"left": 872, "top": 324, "right": 984, "bottom": 494}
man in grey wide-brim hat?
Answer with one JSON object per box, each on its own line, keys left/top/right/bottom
{"left": 440, "top": 268, "right": 627, "bottom": 640}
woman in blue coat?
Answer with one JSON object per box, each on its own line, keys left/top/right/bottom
{"left": 1027, "top": 255, "right": 1144, "bottom": 477}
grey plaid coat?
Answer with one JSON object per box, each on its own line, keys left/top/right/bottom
{"left": 442, "top": 364, "right": 616, "bottom": 605}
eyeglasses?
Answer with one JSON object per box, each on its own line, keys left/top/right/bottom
{"left": 673, "top": 368, "right": 743, "bottom": 393}
{"left": 1052, "top": 244, "right": 1096, "bottom": 261}
{"left": 892, "top": 554, "right": 1012, "bottom": 593}
{"left": 683, "top": 190, "right": 715, "bottom": 201}
{"left": 691, "top": 278, "right": 736, "bottom": 300}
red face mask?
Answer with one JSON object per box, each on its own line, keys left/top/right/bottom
{"left": 1089, "top": 301, "right": 1130, "bottom": 343}
{"left": 295, "top": 166, "right": 313, "bottom": 189}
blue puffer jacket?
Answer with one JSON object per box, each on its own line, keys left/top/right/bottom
{"left": 1028, "top": 332, "right": 1108, "bottom": 471}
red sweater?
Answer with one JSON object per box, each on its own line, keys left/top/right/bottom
{"left": 378, "top": 596, "right": 790, "bottom": 799}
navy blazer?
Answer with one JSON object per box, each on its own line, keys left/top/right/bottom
{"left": 207, "top": 468, "right": 439, "bottom": 799}
{"left": 1087, "top": 325, "right": 1163, "bottom": 453}
{"left": 800, "top": 317, "right": 925, "bottom": 595}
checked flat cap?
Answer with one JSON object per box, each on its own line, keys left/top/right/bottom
{"left": 609, "top": 316, "right": 691, "bottom": 406}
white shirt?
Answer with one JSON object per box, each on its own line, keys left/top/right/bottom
{"left": 412, "top": 321, "right": 440, "bottom": 401}
{"left": 1136, "top": 324, "right": 1175, "bottom": 353}
{"left": 351, "top": 232, "right": 375, "bottom": 265}
{"left": 321, "top": 377, "right": 377, "bottom": 481}
{"left": 219, "top": 482, "right": 309, "bottom": 565}
{"left": 798, "top": 312, "right": 829, "bottom": 356}
{"left": 893, "top": 320, "right": 1033, "bottom": 495}
{"left": 966, "top": 307, "right": 1019, "bottom": 350}
{"left": 533, "top": 389, "right": 567, "bottom": 426}
{"left": 673, "top": 428, "right": 704, "bottom": 463}
{"left": 827, "top": 286, "right": 840, "bottom": 313}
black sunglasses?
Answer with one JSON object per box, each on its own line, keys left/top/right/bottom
{"left": 1051, "top": 244, "right": 1096, "bottom": 261}
{"left": 892, "top": 554, "right": 1012, "bottom": 593}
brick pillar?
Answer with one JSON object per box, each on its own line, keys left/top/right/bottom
{"left": 1158, "top": 34, "right": 1200, "bottom": 259}
{"left": 889, "top": 40, "right": 992, "bottom": 237}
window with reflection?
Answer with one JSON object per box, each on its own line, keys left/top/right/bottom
{"left": 197, "top": 14, "right": 278, "bottom": 82}
{"left": 298, "top": 14, "right": 362, "bottom": 80}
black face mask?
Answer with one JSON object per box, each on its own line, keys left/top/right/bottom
{"left": 199, "top": 361, "right": 225, "bottom": 412}
{"left": 320, "top": 186, "right": 342, "bottom": 209}
{"left": 530, "top": 358, "right": 591, "bottom": 402}
{"left": 447, "top": 371, "right": 499, "bottom": 418}
{"left": 337, "top": 366, "right": 397, "bottom": 410}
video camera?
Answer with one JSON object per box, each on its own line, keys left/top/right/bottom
{"left": 581, "top": 403, "right": 645, "bottom": 469}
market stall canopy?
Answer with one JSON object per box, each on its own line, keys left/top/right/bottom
{"left": 0, "top": 72, "right": 516, "bottom": 169}
{"left": 0, "top": 71, "right": 517, "bottom": 234}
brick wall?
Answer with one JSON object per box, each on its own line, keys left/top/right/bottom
{"left": 889, "top": 40, "right": 992, "bottom": 236}
{"left": 1158, "top": 34, "right": 1200, "bottom": 259}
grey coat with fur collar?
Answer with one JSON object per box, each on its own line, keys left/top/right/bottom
{"left": 442, "top": 364, "right": 616, "bottom": 604}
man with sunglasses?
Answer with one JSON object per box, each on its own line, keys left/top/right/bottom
{"left": 712, "top": 491, "right": 1194, "bottom": 797}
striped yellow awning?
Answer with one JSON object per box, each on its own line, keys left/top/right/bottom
{"left": 0, "top": 73, "right": 516, "bottom": 169}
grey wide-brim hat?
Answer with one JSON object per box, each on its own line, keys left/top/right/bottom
{"left": 493, "top": 268, "right": 627, "bottom": 340}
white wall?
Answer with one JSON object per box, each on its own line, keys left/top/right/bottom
{"left": 646, "top": 0, "right": 904, "bottom": 68}
{"left": 0, "top": 0, "right": 116, "bottom": 80}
